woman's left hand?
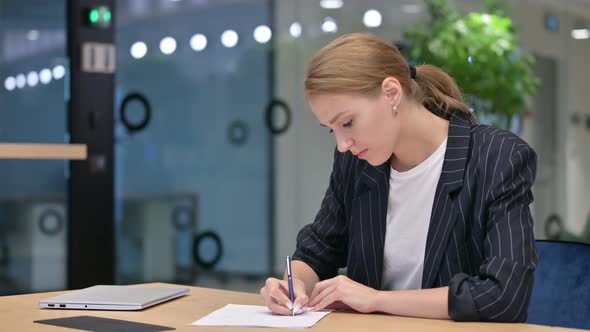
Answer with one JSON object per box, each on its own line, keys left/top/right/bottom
{"left": 308, "top": 275, "right": 379, "bottom": 313}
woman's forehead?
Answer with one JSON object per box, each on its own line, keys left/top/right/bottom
{"left": 309, "top": 93, "right": 374, "bottom": 108}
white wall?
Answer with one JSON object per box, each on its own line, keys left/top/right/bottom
{"left": 510, "top": 1, "right": 590, "bottom": 236}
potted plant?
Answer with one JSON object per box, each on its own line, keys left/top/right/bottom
{"left": 404, "top": 0, "right": 540, "bottom": 129}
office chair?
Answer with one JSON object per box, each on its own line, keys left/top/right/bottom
{"left": 528, "top": 240, "right": 590, "bottom": 329}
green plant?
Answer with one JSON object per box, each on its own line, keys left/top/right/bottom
{"left": 404, "top": 0, "right": 540, "bottom": 129}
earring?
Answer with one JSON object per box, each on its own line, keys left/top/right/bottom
{"left": 393, "top": 105, "right": 399, "bottom": 113}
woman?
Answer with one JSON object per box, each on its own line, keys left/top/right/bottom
{"left": 260, "top": 33, "right": 537, "bottom": 322}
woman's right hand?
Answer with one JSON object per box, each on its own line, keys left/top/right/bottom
{"left": 260, "top": 277, "right": 309, "bottom": 315}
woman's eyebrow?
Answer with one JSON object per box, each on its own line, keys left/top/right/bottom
{"left": 320, "top": 111, "right": 350, "bottom": 127}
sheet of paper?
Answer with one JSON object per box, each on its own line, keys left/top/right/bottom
{"left": 191, "top": 304, "right": 332, "bottom": 329}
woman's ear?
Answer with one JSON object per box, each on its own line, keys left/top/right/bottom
{"left": 381, "top": 77, "right": 402, "bottom": 105}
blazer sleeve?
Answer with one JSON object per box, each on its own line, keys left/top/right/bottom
{"left": 292, "top": 148, "right": 349, "bottom": 280}
{"left": 449, "top": 142, "right": 538, "bottom": 322}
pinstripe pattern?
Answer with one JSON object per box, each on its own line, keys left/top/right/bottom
{"left": 292, "top": 111, "right": 538, "bottom": 322}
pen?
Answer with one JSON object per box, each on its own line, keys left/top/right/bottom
{"left": 286, "top": 255, "right": 295, "bottom": 316}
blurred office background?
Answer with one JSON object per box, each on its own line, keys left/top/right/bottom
{"left": 1, "top": 0, "right": 589, "bottom": 295}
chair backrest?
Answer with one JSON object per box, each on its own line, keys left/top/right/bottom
{"left": 528, "top": 240, "right": 590, "bottom": 329}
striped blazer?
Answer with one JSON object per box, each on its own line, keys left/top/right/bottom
{"left": 293, "top": 111, "right": 538, "bottom": 322}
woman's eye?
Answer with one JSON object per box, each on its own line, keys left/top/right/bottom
{"left": 328, "top": 120, "right": 352, "bottom": 133}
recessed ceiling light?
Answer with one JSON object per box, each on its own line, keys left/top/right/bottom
{"left": 320, "top": 0, "right": 343, "bottom": 9}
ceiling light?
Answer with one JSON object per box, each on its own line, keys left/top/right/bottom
{"left": 130, "top": 41, "right": 148, "bottom": 59}
{"left": 321, "top": 17, "right": 338, "bottom": 33}
{"left": 289, "top": 22, "right": 302, "bottom": 38}
{"left": 4, "top": 76, "right": 16, "bottom": 91}
{"left": 53, "top": 65, "right": 66, "bottom": 80}
{"left": 221, "top": 30, "right": 239, "bottom": 48}
{"left": 254, "top": 25, "right": 272, "bottom": 44}
{"left": 190, "top": 34, "right": 207, "bottom": 51}
{"left": 320, "top": 0, "right": 342, "bottom": 9}
{"left": 571, "top": 28, "right": 589, "bottom": 39}
{"left": 159, "top": 37, "right": 177, "bottom": 55}
{"left": 15, "top": 74, "right": 26, "bottom": 89}
{"left": 27, "top": 71, "right": 39, "bottom": 87}
{"left": 363, "top": 9, "right": 382, "bottom": 28}
{"left": 39, "top": 69, "right": 52, "bottom": 84}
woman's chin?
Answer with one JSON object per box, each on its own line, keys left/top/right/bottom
{"left": 366, "top": 155, "right": 388, "bottom": 167}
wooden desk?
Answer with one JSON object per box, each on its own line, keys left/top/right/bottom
{"left": 0, "top": 283, "right": 581, "bottom": 331}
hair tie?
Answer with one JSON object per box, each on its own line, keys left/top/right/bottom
{"left": 409, "top": 65, "right": 417, "bottom": 80}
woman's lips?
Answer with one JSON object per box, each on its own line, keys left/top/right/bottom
{"left": 357, "top": 149, "right": 368, "bottom": 158}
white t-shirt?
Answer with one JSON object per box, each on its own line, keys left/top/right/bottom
{"left": 380, "top": 138, "right": 447, "bottom": 291}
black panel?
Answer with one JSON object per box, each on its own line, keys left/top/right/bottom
{"left": 67, "top": 0, "right": 115, "bottom": 288}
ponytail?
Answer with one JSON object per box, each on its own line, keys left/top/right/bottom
{"left": 411, "top": 64, "right": 477, "bottom": 125}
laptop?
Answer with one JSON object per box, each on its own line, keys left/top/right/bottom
{"left": 39, "top": 285, "right": 190, "bottom": 310}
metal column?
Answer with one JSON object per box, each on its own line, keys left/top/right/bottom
{"left": 66, "top": 0, "right": 116, "bottom": 289}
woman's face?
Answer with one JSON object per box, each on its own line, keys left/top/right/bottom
{"left": 308, "top": 91, "right": 401, "bottom": 166}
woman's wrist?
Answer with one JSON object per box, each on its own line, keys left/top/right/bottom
{"left": 369, "top": 289, "right": 384, "bottom": 313}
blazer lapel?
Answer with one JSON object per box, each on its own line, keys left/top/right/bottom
{"left": 422, "top": 112, "right": 472, "bottom": 288}
{"left": 349, "top": 161, "right": 389, "bottom": 289}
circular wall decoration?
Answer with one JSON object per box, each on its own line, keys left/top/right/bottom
{"left": 193, "top": 231, "right": 223, "bottom": 270}
{"left": 38, "top": 209, "right": 64, "bottom": 236}
{"left": 120, "top": 92, "right": 151, "bottom": 133}
{"left": 265, "top": 99, "right": 291, "bottom": 135}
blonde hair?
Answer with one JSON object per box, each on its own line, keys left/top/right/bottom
{"left": 305, "top": 33, "right": 476, "bottom": 124}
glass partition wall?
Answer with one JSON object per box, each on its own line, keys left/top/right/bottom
{"left": 114, "top": 0, "right": 274, "bottom": 288}
{"left": 0, "top": 0, "right": 69, "bottom": 295}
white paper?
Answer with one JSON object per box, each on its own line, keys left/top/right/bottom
{"left": 191, "top": 304, "right": 332, "bottom": 329}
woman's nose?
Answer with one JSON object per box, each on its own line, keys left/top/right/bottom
{"left": 336, "top": 136, "right": 353, "bottom": 153}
